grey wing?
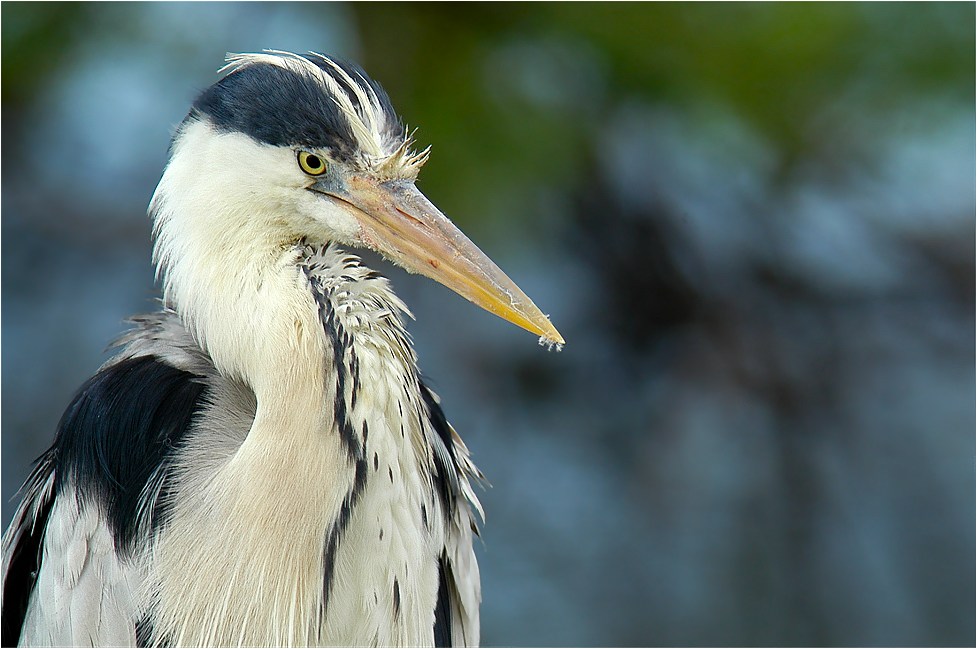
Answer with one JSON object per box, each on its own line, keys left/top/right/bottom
{"left": 441, "top": 430, "right": 483, "bottom": 648}
{"left": 422, "top": 385, "right": 484, "bottom": 647}
{"left": 2, "top": 467, "right": 141, "bottom": 647}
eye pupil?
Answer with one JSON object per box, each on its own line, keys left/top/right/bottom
{"left": 299, "top": 151, "right": 327, "bottom": 175}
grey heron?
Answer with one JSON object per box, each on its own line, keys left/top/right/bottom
{"left": 1, "top": 51, "right": 563, "bottom": 647}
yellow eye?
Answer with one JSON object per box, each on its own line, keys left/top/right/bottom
{"left": 298, "top": 151, "right": 327, "bottom": 175}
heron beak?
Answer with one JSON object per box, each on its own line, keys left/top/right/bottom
{"left": 314, "top": 176, "right": 564, "bottom": 346}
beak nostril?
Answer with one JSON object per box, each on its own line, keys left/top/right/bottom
{"left": 396, "top": 207, "right": 427, "bottom": 229}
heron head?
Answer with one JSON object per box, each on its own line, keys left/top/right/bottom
{"left": 155, "top": 50, "right": 563, "bottom": 347}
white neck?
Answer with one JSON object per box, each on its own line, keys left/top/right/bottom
{"left": 152, "top": 123, "right": 313, "bottom": 388}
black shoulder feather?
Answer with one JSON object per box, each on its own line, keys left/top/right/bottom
{"left": 53, "top": 355, "right": 206, "bottom": 553}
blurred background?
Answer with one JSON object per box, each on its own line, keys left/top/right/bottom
{"left": 2, "top": 3, "right": 974, "bottom": 646}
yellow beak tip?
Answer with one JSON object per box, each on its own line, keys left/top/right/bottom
{"left": 533, "top": 321, "right": 565, "bottom": 350}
